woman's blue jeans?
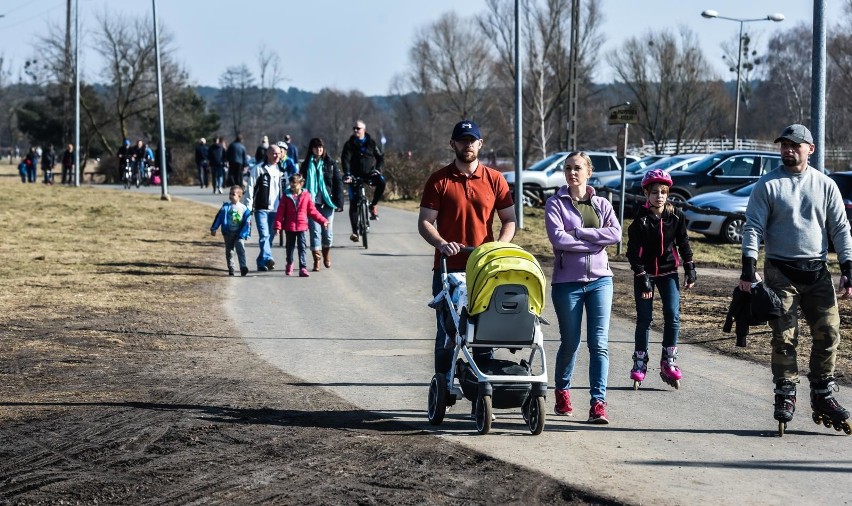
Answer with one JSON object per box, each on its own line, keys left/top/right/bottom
{"left": 552, "top": 276, "right": 613, "bottom": 405}
{"left": 308, "top": 206, "right": 335, "bottom": 250}
{"left": 633, "top": 273, "right": 680, "bottom": 351}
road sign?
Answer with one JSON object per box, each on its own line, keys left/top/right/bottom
{"left": 608, "top": 104, "right": 638, "bottom": 125}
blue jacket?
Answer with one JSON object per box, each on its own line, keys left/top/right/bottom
{"left": 211, "top": 201, "right": 252, "bottom": 239}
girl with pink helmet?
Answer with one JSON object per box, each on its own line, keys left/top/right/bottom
{"left": 625, "top": 169, "right": 696, "bottom": 390}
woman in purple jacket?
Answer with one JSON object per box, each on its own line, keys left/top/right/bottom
{"left": 544, "top": 152, "right": 622, "bottom": 424}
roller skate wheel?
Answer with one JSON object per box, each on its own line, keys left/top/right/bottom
{"left": 823, "top": 418, "right": 832, "bottom": 428}
{"left": 812, "top": 412, "right": 822, "bottom": 425}
{"left": 633, "top": 380, "right": 640, "bottom": 391}
{"left": 842, "top": 421, "right": 852, "bottom": 435}
{"left": 778, "top": 421, "right": 786, "bottom": 437}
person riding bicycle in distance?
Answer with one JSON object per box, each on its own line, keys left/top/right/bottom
{"left": 342, "top": 119, "right": 385, "bottom": 241}
{"left": 418, "top": 119, "right": 517, "bottom": 375}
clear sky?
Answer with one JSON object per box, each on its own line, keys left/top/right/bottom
{"left": 0, "top": 0, "right": 843, "bottom": 96}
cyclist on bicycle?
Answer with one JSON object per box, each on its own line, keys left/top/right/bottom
{"left": 341, "top": 119, "right": 385, "bottom": 242}
{"left": 129, "top": 140, "right": 151, "bottom": 184}
{"left": 117, "top": 139, "right": 132, "bottom": 182}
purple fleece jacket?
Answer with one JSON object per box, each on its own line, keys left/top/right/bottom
{"left": 544, "top": 185, "right": 622, "bottom": 284}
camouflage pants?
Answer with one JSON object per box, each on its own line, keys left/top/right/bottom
{"left": 765, "top": 262, "right": 841, "bottom": 384}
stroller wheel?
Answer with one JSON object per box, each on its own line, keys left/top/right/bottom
{"left": 526, "top": 396, "right": 546, "bottom": 435}
{"left": 427, "top": 373, "right": 448, "bottom": 425}
{"left": 474, "top": 395, "right": 493, "bottom": 435}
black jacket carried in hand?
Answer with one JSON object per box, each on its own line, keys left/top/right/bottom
{"left": 723, "top": 282, "right": 783, "bottom": 347}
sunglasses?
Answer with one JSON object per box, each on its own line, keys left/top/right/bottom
{"left": 353, "top": 127, "right": 362, "bottom": 131}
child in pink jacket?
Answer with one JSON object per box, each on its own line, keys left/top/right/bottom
{"left": 274, "top": 174, "right": 329, "bottom": 277}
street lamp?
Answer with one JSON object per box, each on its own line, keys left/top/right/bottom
{"left": 701, "top": 9, "right": 784, "bottom": 150}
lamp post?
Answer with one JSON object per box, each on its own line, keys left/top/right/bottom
{"left": 701, "top": 9, "right": 784, "bottom": 150}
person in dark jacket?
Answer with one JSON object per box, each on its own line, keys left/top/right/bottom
{"left": 300, "top": 137, "right": 343, "bottom": 270}
{"left": 41, "top": 144, "right": 56, "bottom": 185}
{"left": 284, "top": 134, "right": 299, "bottom": 164}
{"left": 255, "top": 135, "right": 269, "bottom": 166}
{"left": 626, "top": 169, "right": 696, "bottom": 391}
{"left": 208, "top": 137, "right": 227, "bottom": 194}
{"left": 61, "top": 144, "right": 74, "bottom": 185}
{"left": 194, "top": 138, "right": 209, "bottom": 189}
{"left": 341, "top": 119, "right": 385, "bottom": 238}
{"left": 226, "top": 134, "right": 248, "bottom": 187}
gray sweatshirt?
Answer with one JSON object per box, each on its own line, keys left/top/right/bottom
{"left": 742, "top": 165, "right": 852, "bottom": 264}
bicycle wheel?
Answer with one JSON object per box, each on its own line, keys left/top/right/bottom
{"left": 359, "top": 201, "right": 369, "bottom": 249}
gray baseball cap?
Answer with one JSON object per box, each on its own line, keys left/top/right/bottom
{"left": 774, "top": 124, "right": 814, "bottom": 145}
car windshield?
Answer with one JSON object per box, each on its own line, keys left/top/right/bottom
{"left": 684, "top": 154, "right": 725, "bottom": 174}
{"left": 525, "top": 153, "right": 565, "bottom": 171}
{"left": 634, "top": 155, "right": 695, "bottom": 174}
{"left": 730, "top": 183, "right": 756, "bottom": 197}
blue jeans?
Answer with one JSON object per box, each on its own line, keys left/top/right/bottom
{"left": 432, "top": 270, "right": 491, "bottom": 374}
{"left": 284, "top": 231, "right": 307, "bottom": 269}
{"left": 254, "top": 210, "right": 276, "bottom": 269}
{"left": 634, "top": 273, "right": 680, "bottom": 351}
{"left": 552, "top": 277, "right": 613, "bottom": 404}
{"left": 308, "top": 206, "right": 335, "bottom": 250}
{"left": 212, "top": 165, "right": 226, "bottom": 191}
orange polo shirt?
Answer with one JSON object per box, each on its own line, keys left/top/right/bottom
{"left": 420, "top": 162, "right": 514, "bottom": 271}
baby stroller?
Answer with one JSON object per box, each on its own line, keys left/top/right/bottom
{"left": 427, "top": 242, "right": 549, "bottom": 435}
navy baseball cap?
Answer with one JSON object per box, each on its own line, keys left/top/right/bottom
{"left": 774, "top": 124, "right": 814, "bottom": 145}
{"left": 451, "top": 120, "right": 481, "bottom": 140}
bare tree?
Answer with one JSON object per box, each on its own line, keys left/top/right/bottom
{"left": 255, "top": 44, "right": 283, "bottom": 133}
{"left": 304, "top": 88, "right": 377, "bottom": 157}
{"left": 217, "top": 64, "right": 256, "bottom": 138}
{"left": 608, "top": 27, "right": 723, "bottom": 153}
{"left": 92, "top": 10, "right": 187, "bottom": 152}
{"left": 478, "top": 0, "right": 604, "bottom": 161}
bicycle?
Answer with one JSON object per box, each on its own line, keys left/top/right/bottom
{"left": 122, "top": 158, "right": 133, "bottom": 189}
{"left": 348, "top": 177, "right": 370, "bottom": 249}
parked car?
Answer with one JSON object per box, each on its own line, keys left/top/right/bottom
{"left": 829, "top": 171, "right": 852, "bottom": 224}
{"left": 684, "top": 182, "right": 754, "bottom": 243}
{"left": 602, "top": 153, "right": 710, "bottom": 208}
{"left": 624, "top": 150, "right": 782, "bottom": 205}
{"left": 502, "top": 151, "right": 639, "bottom": 205}
{"left": 587, "top": 155, "right": 667, "bottom": 190}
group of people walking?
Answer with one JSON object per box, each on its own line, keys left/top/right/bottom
{"left": 16, "top": 144, "right": 75, "bottom": 185}
{"left": 419, "top": 119, "right": 851, "bottom": 432}
{"left": 209, "top": 120, "right": 386, "bottom": 280}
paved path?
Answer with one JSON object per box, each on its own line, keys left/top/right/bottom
{"left": 140, "top": 185, "right": 852, "bottom": 505}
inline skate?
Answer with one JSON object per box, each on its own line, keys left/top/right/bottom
{"left": 773, "top": 379, "right": 796, "bottom": 437}
{"left": 630, "top": 351, "right": 647, "bottom": 390}
{"left": 810, "top": 379, "right": 852, "bottom": 435}
{"left": 659, "top": 346, "right": 682, "bottom": 390}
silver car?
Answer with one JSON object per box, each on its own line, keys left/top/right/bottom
{"left": 684, "top": 182, "right": 754, "bottom": 243}
{"left": 503, "top": 151, "right": 639, "bottom": 205}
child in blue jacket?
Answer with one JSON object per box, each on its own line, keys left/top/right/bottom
{"left": 211, "top": 185, "right": 252, "bottom": 276}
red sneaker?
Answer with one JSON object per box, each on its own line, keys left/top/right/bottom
{"left": 554, "top": 389, "right": 573, "bottom": 416}
{"left": 588, "top": 400, "right": 609, "bottom": 424}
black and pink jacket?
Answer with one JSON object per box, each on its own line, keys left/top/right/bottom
{"left": 626, "top": 203, "right": 693, "bottom": 277}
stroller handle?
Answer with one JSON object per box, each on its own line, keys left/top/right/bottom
{"left": 440, "top": 246, "right": 476, "bottom": 275}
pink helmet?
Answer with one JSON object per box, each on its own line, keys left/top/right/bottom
{"left": 641, "top": 169, "right": 672, "bottom": 188}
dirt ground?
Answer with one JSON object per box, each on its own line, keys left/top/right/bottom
{"left": 2, "top": 180, "right": 849, "bottom": 504}
{"left": 0, "top": 179, "right": 613, "bottom": 505}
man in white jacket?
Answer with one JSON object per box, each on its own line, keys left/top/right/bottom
{"left": 244, "top": 144, "right": 284, "bottom": 271}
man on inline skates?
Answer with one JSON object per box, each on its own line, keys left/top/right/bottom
{"left": 740, "top": 123, "right": 852, "bottom": 436}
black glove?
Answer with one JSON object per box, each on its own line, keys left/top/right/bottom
{"left": 740, "top": 255, "right": 757, "bottom": 283}
{"left": 842, "top": 260, "right": 852, "bottom": 289}
{"left": 635, "top": 272, "right": 652, "bottom": 293}
{"left": 684, "top": 261, "right": 697, "bottom": 285}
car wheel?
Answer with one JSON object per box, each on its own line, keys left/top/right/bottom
{"left": 721, "top": 217, "right": 745, "bottom": 244}
{"left": 667, "top": 191, "right": 689, "bottom": 206}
